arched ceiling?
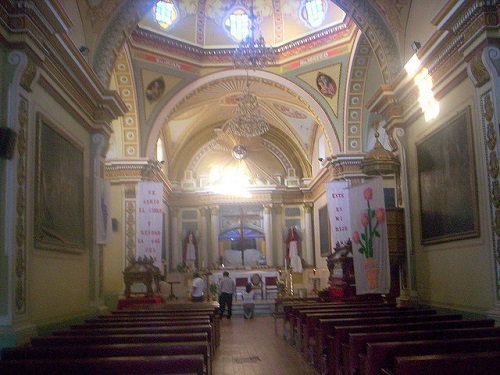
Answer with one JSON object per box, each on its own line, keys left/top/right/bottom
{"left": 96, "top": 0, "right": 398, "bottom": 190}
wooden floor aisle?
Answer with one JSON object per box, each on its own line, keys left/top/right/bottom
{"left": 213, "top": 316, "right": 319, "bottom": 375}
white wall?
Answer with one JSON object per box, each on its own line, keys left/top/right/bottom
{"left": 405, "top": 78, "right": 494, "bottom": 313}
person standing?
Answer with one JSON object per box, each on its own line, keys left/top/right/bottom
{"left": 218, "top": 271, "right": 235, "bottom": 319}
{"left": 191, "top": 272, "right": 205, "bottom": 302}
{"left": 242, "top": 283, "right": 255, "bottom": 319}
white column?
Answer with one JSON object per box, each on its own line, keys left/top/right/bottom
{"left": 304, "top": 203, "right": 314, "bottom": 266}
{"left": 274, "top": 204, "right": 285, "bottom": 267}
{"left": 210, "top": 206, "right": 220, "bottom": 265}
{"left": 263, "top": 204, "right": 273, "bottom": 266}
{"left": 91, "top": 133, "right": 108, "bottom": 311}
{"left": 171, "top": 208, "right": 180, "bottom": 270}
{"left": 199, "top": 207, "right": 208, "bottom": 268}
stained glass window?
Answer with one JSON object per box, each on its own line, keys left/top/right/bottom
{"left": 300, "top": 0, "right": 327, "bottom": 28}
{"left": 224, "top": 6, "right": 251, "bottom": 41}
{"left": 154, "top": 0, "right": 178, "bottom": 30}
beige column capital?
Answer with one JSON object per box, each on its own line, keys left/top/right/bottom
{"left": 199, "top": 206, "right": 208, "bottom": 217}
{"left": 263, "top": 204, "right": 272, "bottom": 215}
{"left": 304, "top": 203, "right": 313, "bottom": 213}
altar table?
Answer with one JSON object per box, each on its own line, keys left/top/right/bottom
{"left": 208, "top": 269, "right": 279, "bottom": 300}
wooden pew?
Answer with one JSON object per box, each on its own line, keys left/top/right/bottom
{"left": 2, "top": 342, "right": 211, "bottom": 375}
{"left": 361, "top": 337, "right": 500, "bottom": 375}
{"left": 382, "top": 351, "right": 500, "bottom": 375}
{"left": 318, "top": 313, "right": 463, "bottom": 375}
{"left": 301, "top": 307, "right": 418, "bottom": 354}
{"left": 52, "top": 325, "right": 215, "bottom": 356}
{"left": 287, "top": 302, "right": 395, "bottom": 344}
{"left": 292, "top": 304, "right": 400, "bottom": 348}
{"left": 308, "top": 309, "right": 438, "bottom": 367}
{"left": 345, "top": 326, "right": 500, "bottom": 375}
{"left": 106, "top": 308, "right": 220, "bottom": 347}
{"left": 31, "top": 332, "right": 209, "bottom": 347}
{"left": 325, "top": 318, "right": 494, "bottom": 375}
{"left": 0, "top": 354, "right": 205, "bottom": 375}
{"left": 75, "top": 319, "right": 211, "bottom": 328}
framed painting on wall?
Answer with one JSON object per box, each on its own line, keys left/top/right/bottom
{"left": 34, "top": 113, "right": 86, "bottom": 252}
{"left": 319, "top": 205, "right": 331, "bottom": 256}
{"left": 416, "top": 106, "right": 479, "bottom": 245}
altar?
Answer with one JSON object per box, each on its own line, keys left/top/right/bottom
{"left": 208, "top": 269, "right": 279, "bottom": 300}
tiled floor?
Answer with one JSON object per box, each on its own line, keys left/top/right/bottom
{"left": 213, "top": 316, "right": 319, "bottom": 375}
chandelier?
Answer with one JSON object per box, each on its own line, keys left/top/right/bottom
{"left": 224, "top": 0, "right": 273, "bottom": 138}
{"left": 233, "top": 34, "right": 276, "bottom": 71}
{"left": 223, "top": 77, "right": 269, "bottom": 138}
{"left": 232, "top": 0, "right": 275, "bottom": 70}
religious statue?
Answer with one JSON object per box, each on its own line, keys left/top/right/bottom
{"left": 286, "top": 226, "right": 303, "bottom": 273}
{"left": 183, "top": 230, "right": 198, "bottom": 270}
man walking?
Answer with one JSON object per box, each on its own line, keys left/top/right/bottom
{"left": 218, "top": 271, "right": 235, "bottom": 319}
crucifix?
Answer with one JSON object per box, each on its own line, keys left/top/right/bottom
{"left": 224, "top": 206, "right": 261, "bottom": 266}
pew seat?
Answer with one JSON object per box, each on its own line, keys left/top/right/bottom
{"left": 361, "top": 337, "right": 500, "bottom": 375}
{"left": 381, "top": 351, "right": 500, "bottom": 375}
{"left": 0, "top": 354, "right": 205, "bottom": 375}
{"left": 344, "top": 326, "right": 500, "bottom": 375}
{"left": 2, "top": 342, "right": 211, "bottom": 375}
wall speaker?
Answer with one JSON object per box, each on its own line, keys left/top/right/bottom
{"left": 112, "top": 218, "right": 119, "bottom": 232}
{"left": 0, "top": 128, "right": 17, "bottom": 160}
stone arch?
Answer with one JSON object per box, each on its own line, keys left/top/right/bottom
{"left": 93, "top": 0, "right": 401, "bottom": 86}
{"left": 144, "top": 69, "right": 341, "bottom": 161}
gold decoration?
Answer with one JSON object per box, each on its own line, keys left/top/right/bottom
{"left": 20, "top": 59, "right": 36, "bottom": 91}
{"left": 15, "top": 96, "right": 28, "bottom": 314}
{"left": 361, "top": 127, "right": 400, "bottom": 176}
{"left": 484, "top": 95, "right": 494, "bottom": 122}
{"left": 486, "top": 121, "right": 497, "bottom": 150}
{"left": 489, "top": 151, "right": 499, "bottom": 179}
{"left": 492, "top": 180, "right": 500, "bottom": 208}
{"left": 469, "top": 53, "right": 490, "bottom": 87}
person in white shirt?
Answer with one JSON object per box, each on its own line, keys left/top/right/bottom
{"left": 242, "top": 283, "right": 255, "bottom": 319}
{"left": 218, "top": 271, "right": 235, "bottom": 319}
{"left": 191, "top": 272, "right": 205, "bottom": 302}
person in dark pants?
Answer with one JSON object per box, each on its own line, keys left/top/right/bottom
{"left": 218, "top": 271, "right": 235, "bottom": 319}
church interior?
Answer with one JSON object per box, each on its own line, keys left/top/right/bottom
{"left": 0, "top": 0, "right": 499, "bottom": 373}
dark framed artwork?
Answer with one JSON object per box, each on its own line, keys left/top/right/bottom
{"left": 416, "top": 107, "right": 479, "bottom": 245}
{"left": 319, "top": 205, "right": 331, "bottom": 256}
{"left": 35, "top": 114, "right": 86, "bottom": 252}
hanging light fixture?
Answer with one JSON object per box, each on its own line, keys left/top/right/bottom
{"left": 223, "top": 76, "right": 269, "bottom": 138}
{"left": 224, "top": 0, "right": 273, "bottom": 138}
{"left": 232, "top": 0, "right": 276, "bottom": 71}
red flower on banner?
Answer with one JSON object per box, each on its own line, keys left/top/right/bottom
{"left": 355, "top": 187, "right": 385, "bottom": 258}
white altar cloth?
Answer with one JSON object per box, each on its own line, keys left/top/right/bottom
{"left": 208, "top": 269, "right": 279, "bottom": 300}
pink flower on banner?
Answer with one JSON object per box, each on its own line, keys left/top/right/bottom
{"left": 352, "top": 231, "right": 360, "bottom": 244}
{"left": 363, "top": 187, "right": 373, "bottom": 201}
{"left": 355, "top": 185, "right": 383, "bottom": 258}
{"left": 361, "top": 212, "right": 370, "bottom": 227}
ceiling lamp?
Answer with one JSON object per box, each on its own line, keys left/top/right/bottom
{"left": 232, "top": 0, "right": 275, "bottom": 71}
{"left": 223, "top": 78, "right": 269, "bottom": 138}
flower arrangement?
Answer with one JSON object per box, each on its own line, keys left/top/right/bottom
{"left": 209, "top": 282, "right": 218, "bottom": 299}
{"left": 352, "top": 187, "right": 385, "bottom": 258}
{"left": 276, "top": 279, "right": 286, "bottom": 296}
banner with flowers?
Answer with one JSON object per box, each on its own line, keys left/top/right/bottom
{"left": 348, "top": 177, "right": 390, "bottom": 294}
